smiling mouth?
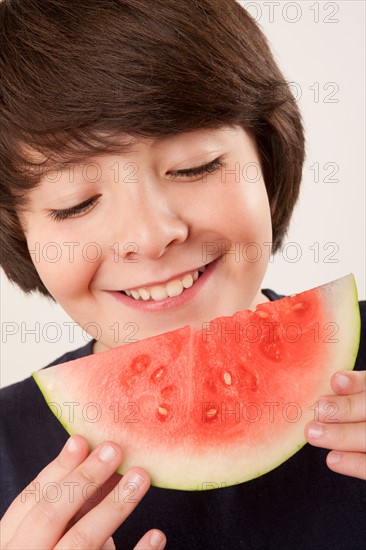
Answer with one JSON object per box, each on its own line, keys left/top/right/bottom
{"left": 119, "top": 265, "right": 207, "bottom": 302}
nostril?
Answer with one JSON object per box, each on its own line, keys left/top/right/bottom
{"left": 123, "top": 248, "right": 139, "bottom": 262}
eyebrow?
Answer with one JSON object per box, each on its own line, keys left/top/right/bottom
{"left": 36, "top": 127, "right": 229, "bottom": 182}
{"left": 36, "top": 138, "right": 139, "bottom": 181}
{"left": 55, "top": 140, "right": 138, "bottom": 168}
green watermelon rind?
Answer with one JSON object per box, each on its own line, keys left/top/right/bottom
{"left": 32, "top": 274, "right": 361, "bottom": 491}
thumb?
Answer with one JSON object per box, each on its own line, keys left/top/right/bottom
{"left": 101, "top": 536, "right": 116, "bottom": 550}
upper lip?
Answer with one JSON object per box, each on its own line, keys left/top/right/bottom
{"left": 118, "top": 263, "right": 210, "bottom": 292}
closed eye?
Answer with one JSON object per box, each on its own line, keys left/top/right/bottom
{"left": 47, "top": 194, "right": 102, "bottom": 222}
{"left": 168, "top": 157, "right": 224, "bottom": 178}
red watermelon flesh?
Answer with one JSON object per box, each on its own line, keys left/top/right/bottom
{"left": 33, "top": 274, "right": 360, "bottom": 490}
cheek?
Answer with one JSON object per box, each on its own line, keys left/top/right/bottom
{"left": 203, "top": 174, "right": 272, "bottom": 243}
{"left": 242, "top": 179, "right": 273, "bottom": 242}
{"left": 27, "top": 234, "right": 100, "bottom": 301}
{"left": 235, "top": 181, "right": 272, "bottom": 267}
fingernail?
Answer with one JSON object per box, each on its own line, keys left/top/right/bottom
{"left": 98, "top": 443, "right": 117, "bottom": 462}
{"left": 101, "top": 536, "right": 115, "bottom": 550}
{"left": 308, "top": 424, "right": 324, "bottom": 438}
{"left": 66, "top": 436, "right": 78, "bottom": 453}
{"left": 124, "top": 471, "right": 145, "bottom": 489}
{"left": 336, "top": 373, "right": 349, "bottom": 389}
{"left": 317, "top": 400, "right": 327, "bottom": 415}
{"left": 328, "top": 451, "right": 342, "bottom": 464}
{"left": 150, "top": 530, "right": 164, "bottom": 548}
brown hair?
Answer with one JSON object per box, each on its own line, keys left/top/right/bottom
{"left": 0, "top": 0, "right": 305, "bottom": 299}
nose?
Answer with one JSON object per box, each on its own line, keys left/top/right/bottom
{"left": 115, "top": 188, "right": 189, "bottom": 261}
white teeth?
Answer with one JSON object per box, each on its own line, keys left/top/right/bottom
{"left": 166, "top": 279, "right": 184, "bottom": 297}
{"left": 150, "top": 286, "right": 168, "bottom": 301}
{"left": 123, "top": 265, "right": 207, "bottom": 301}
{"left": 182, "top": 273, "right": 194, "bottom": 288}
{"left": 138, "top": 288, "right": 151, "bottom": 301}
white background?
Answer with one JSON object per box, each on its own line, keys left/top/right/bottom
{"left": 1, "top": 0, "right": 365, "bottom": 386}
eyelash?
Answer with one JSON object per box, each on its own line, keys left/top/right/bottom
{"left": 169, "top": 157, "right": 224, "bottom": 178}
{"left": 47, "top": 158, "right": 224, "bottom": 221}
{"left": 47, "top": 195, "right": 102, "bottom": 222}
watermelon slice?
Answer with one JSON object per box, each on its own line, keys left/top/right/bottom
{"left": 32, "top": 274, "right": 361, "bottom": 490}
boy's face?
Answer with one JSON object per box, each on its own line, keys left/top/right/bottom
{"left": 20, "top": 125, "right": 272, "bottom": 352}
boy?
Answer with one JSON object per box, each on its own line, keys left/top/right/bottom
{"left": 1, "top": 1, "right": 365, "bottom": 549}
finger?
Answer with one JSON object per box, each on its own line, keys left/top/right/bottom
{"left": 9, "top": 440, "right": 124, "bottom": 550}
{"left": 326, "top": 451, "right": 366, "bottom": 481}
{"left": 312, "top": 391, "right": 366, "bottom": 423}
{"left": 54, "top": 467, "right": 150, "bottom": 550}
{"left": 133, "top": 529, "right": 167, "bottom": 549}
{"left": 1, "top": 435, "right": 89, "bottom": 545}
{"left": 305, "top": 421, "right": 366, "bottom": 453}
{"left": 331, "top": 370, "right": 366, "bottom": 395}
{"left": 66, "top": 471, "right": 122, "bottom": 531}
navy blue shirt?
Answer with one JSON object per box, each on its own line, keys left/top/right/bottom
{"left": 1, "top": 289, "right": 365, "bottom": 549}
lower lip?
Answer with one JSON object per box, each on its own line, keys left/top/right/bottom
{"left": 108, "top": 258, "right": 220, "bottom": 312}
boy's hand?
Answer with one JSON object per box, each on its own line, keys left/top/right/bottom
{"left": 0, "top": 435, "right": 166, "bottom": 549}
{"left": 305, "top": 371, "right": 366, "bottom": 481}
